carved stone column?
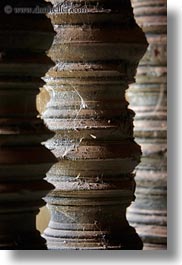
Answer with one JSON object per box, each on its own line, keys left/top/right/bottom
{"left": 0, "top": 0, "right": 56, "bottom": 249}
{"left": 127, "top": 0, "right": 167, "bottom": 250}
{"left": 42, "top": 0, "right": 147, "bottom": 250}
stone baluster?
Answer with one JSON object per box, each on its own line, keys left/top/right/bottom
{"left": 41, "top": 0, "right": 147, "bottom": 250}
{"left": 127, "top": 0, "right": 167, "bottom": 250}
{"left": 0, "top": 0, "right": 56, "bottom": 249}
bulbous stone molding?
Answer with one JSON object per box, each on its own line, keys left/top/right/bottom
{"left": 0, "top": 0, "right": 56, "bottom": 249}
{"left": 41, "top": 0, "right": 147, "bottom": 249}
{"left": 127, "top": 0, "right": 167, "bottom": 250}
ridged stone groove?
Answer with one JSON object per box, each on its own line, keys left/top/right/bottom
{"left": 127, "top": 0, "right": 167, "bottom": 250}
{"left": 0, "top": 0, "right": 56, "bottom": 249}
{"left": 41, "top": 0, "right": 148, "bottom": 250}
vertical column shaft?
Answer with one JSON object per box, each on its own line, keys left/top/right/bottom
{"left": 0, "top": 0, "right": 56, "bottom": 249}
{"left": 127, "top": 0, "right": 167, "bottom": 250}
{"left": 42, "top": 0, "right": 147, "bottom": 250}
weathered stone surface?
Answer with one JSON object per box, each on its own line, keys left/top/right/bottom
{"left": 127, "top": 0, "right": 167, "bottom": 250}
{"left": 41, "top": 0, "right": 147, "bottom": 249}
{"left": 0, "top": 0, "right": 56, "bottom": 249}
